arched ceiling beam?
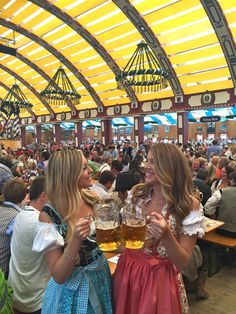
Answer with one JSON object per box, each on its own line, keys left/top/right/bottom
{"left": 0, "top": 81, "right": 35, "bottom": 117}
{"left": 201, "top": 0, "right": 236, "bottom": 87}
{"left": 29, "top": 0, "right": 138, "bottom": 105}
{"left": 16, "top": 52, "right": 77, "bottom": 113}
{"left": 0, "top": 64, "right": 52, "bottom": 116}
{"left": 112, "top": 0, "right": 183, "bottom": 96}
{"left": 0, "top": 18, "right": 104, "bottom": 109}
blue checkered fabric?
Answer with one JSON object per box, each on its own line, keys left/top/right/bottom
{"left": 42, "top": 251, "right": 112, "bottom": 314}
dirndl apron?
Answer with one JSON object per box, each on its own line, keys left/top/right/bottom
{"left": 113, "top": 249, "right": 182, "bottom": 314}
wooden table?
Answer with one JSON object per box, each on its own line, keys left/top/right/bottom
{"left": 203, "top": 218, "right": 224, "bottom": 233}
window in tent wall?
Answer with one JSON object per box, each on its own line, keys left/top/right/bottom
{"left": 220, "top": 133, "right": 227, "bottom": 140}
{"left": 206, "top": 122, "right": 216, "bottom": 133}
{"left": 196, "top": 134, "right": 203, "bottom": 142}
{"left": 207, "top": 134, "right": 215, "bottom": 140}
{"left": 165, "top": 126, "right": 170, "bottom": 133}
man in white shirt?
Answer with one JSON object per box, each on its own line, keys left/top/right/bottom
{"left": 90, "top": 170, "right": 115, "bottom": 198}
{"left": 204, "top": 171, "right": 236, "bottom": 237}
{"left": 8, "top": 176, "right": 50, "bottom": 314}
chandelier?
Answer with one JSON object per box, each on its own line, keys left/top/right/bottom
{"left": 40, "top": 66, "right": 81, "bottom": 106}
{"left": 0, "top": 83, "right": 33, "bottom": 118}
{"left": 116, "top": 41, "right": 169, "bottom": 93}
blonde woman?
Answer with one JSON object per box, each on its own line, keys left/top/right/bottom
{"left": 33, "top": 150, "right": 112, "bottom": 314}
{"left": 113, "top": 143, "right": 204, "bottom": 314}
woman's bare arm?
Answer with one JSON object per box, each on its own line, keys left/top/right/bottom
{"left": 40, "top": 212, "right": 90, "bottom": 284}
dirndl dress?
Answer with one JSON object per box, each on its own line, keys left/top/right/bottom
{"left": 33, "top": 204, "right": 113, "bottom": 314}
{"left": 113, "top": 206, "right": 204, "bottom": 314}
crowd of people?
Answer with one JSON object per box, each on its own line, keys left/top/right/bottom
{"left": 0, "top": 138, "right": 236, "bottom": 313}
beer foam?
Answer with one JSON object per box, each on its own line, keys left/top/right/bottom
{"left": 124, "top": 219, "right": 146, "bottom": 227}
{"left": 96, "top": 221, "right": 119, "bottom": 229}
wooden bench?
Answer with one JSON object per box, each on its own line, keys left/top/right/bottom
{"left": 200, "top": 230, "right": 236, "bottom": 276}
{"left": 202, "top": 231, "right": 236, "bottom": 247}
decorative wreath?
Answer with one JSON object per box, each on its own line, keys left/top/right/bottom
{"left": 151, "top": 100, "right": 161, "bottom": 111}
{"left": 201, "top": 92, "right": 215, "bottom": 106}
{"left": 84, "top": 109, "right": 91, "bottom": 118}
{"left": 114, "top": 105, "right": 121, "bottom": 115}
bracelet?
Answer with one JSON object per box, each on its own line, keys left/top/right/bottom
{"left": 63, "top": 247, "right": 79, "bottom": 263}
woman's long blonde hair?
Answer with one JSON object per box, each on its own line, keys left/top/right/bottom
{"left": 46, "top": 150, "right": 84, "bottom": 240}
{"left": 133, "top": 143, "right": 193, "bottom": 224}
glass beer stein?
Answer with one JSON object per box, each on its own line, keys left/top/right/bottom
{"left": 121, "top": 198, "right": 146, "bottom": 249}
{"left": 94, "top": 198, "right": 120, "bottom": 252}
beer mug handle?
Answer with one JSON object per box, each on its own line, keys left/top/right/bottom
{"left": 85, "top": 216, "right": 96, "bottom": 243}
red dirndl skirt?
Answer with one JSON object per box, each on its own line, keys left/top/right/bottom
{"left": 113, "top": 249, "right": 182, "bottom": 314}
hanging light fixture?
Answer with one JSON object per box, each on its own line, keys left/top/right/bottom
{"left": 0, "top": 83, "right": 33, "bottom": 118}
{"left": 116, "top": 41, "right": 169, "bottom": 93}
{"left": 40, "top": 66, "right": 81, "bottom": 106}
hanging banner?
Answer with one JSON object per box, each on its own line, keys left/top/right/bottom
{"left": 200, "top": 116, "right": 221, "bottom": 123}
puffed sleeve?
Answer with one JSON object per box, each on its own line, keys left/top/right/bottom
{"left": 181, "top": 205, "right": 205, "bottom": 238}
{"left": 32, "top": 222, "right": 64, "bottom": 253}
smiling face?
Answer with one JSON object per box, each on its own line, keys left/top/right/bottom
{"left": 144, "top": 151, "right": 159, "bottom": 186}
{"left": 220, "top": 167, "right": 229, "bottom": 181}
{"left": 78, "top": 155, "right": 93, "bottom": 189}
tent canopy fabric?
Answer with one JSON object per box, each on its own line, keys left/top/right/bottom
{"left": 0, "top": 0, "right": 235, "bottom": 118}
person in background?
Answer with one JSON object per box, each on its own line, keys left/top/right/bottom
{"left": 193, "top": 169, "right": 212, "bottom": 206}
{"left": 206, "top": 163, "right": 217, "bottom": 187}
{"left": 8, "top": 176, "right": 49, "bottom": 314}
{"left": 191, "top": 159, "right": 200, "bottom": 178}
{"left": 49, "top": 142, "right": 60, "bottom": 153}
{"left": 113, "top": 143, "right": 204, "bottom": 314}
{"left": 122, "top": 140, "right": 133, "bottom": 162}
{"left": 32, "top": 150, "right": 112, "bottom": 314}
{"left": 205, "top": 170, "right": 236, "bottom": 237}
{"left": 111, "top": 144, "right": 118, "bottom": 159}
{"left": 84, "top": 151, "right": 100, "bottom": 179}
{"left": 225, "top": 145, "right": 236, "bottom": 160}
{"left": 110, "top": 160, "right": 122, "bottom": 177}
{"left": 211, "top": 165, "right": 234, "bottom": 193}
{"left": 110, "top": 160, "right": 123, "bottom": 191}
{"left": 99, "top": 156, "right": 112, "bottom": 173}
{"left": 90, "top": 170, "right": 115, "bottom": 198}
{"left": 215, "top": 156, "right": 229, "bottom": 180}
{"left": 210, "top": 156, "right": 221, "bottom": 179}
{"left": 38, "top": 150, "right": 50, "bottom": 175}
{"left": 113, "top": 171, "right": 142, "bottom": 208}
{"left": 0, "top": 179, "right": 27, "bottom": 278}
{"left": 0, "top": 162, "right": 13, "bottom": 195}
{"left": 207, "top": 140, "right": 221, "bottom": 161}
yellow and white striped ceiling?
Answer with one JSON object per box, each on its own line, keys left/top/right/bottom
{"left": 0, "top": 0, "right": 235, "bottom": 118}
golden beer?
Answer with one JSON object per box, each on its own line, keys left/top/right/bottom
{"left": 96, "top": 222, "right": 120, "bottom": 251}
{"left": 121, "top": 221, "right": 146, "bottom": 249}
